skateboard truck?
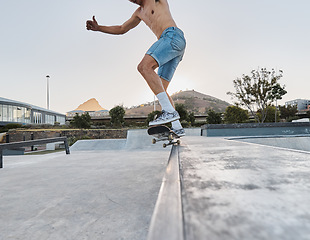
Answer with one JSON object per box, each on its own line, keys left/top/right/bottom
{"left": 151, "top": 132, "right": 180, "bottom": 148}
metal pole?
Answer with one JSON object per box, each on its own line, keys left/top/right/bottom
{"left": 46, "top": 75, "right": 50, "bottom": 110}
{"left": 0, "top": 150, "right": 3, "bottom": 168}
{"left": 64, "top": 139, "right": 70, "bottom": 155}
{"left": 31, "top": 133, "right": 34, "bottom": 151}
{"left": 275, "top": 99, "right": 277, "bottom": 122}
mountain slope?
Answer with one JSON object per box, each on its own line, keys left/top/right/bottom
{"left": 125, "top": 90, "right": 231, "bottom": 116}
{"left": 75, "top": 98, "right": 106, "bottom": 112}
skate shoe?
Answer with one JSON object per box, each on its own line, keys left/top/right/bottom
{"left": 149, "top": 110, "right": 180, "bottom": 126}
{"left": 171, "top": 127, "right": 186, "bottom": 137}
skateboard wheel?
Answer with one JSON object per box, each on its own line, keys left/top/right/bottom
{"left": 163, "top": 143, "right": 167, "bottom": 148}
{"left": 177, "top": 140, "right": 180, "bottom": 145}
{"left": 168, "top": 134, "right": 173, "bottom": 140}
{"left": 152, "top": 138, "right": 156, "bottom": 144}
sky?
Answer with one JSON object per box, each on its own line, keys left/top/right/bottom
{"left": 1, "top": 0, "right": 310, "bottom": 114}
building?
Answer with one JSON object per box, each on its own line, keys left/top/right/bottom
{"left": 66, "top": 109, "right": 109, "bottom": 118}
{"left": 0, "top": 97, "right": 66, "bottom": 126}
{"left": 285, "top": 99, "right": 310, "bottom": 111}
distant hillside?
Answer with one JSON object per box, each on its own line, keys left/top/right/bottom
{"left": 75, "top": 98, "right": 106, "bottom": 112}
{"left": 125, "top": 90, "right": 231, "bottom": 116}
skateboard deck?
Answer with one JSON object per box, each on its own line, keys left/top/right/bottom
{"left": 147, "top": 125, "right": 181, "bottom": 148}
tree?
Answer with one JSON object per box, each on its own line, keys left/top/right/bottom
{"left": 188, "top": 112, "right": 196, "bottom": 125}
{"left": 257, "top": 105, "right": 280, "bottom": 123}
{"left": 146, "top": 110, "right": 162, "bottom": 125}
{"left": 271, "top": 83, "right": 287, "bottom": 122}
{"left": 109, "top": 106, "right": 125, "bottom": 128}
{"left": 71, "top": 112, "right": 92, "bottom": 129}
{"left": 279, "top": 104, "right": 298, "bottom": 121}
{"left": 175, "top": 103, "right": 189, "bottom": 122}
{"left": 206, "top": 109, "right": 222, "bottom": 124}
{"left": 224, "top": 105, "right": 249, "bottom": 124}
{"left": 227, "top": 68, "right": 286, "bottom": 123}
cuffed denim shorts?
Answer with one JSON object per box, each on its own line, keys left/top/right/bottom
{"left": 146, "top": 27, "right": 186, "bottom": 82}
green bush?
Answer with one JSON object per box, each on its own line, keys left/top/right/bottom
{"left": 5, "top": 123, "right": 23, "bottom": 129}
{"left": 146, "top": 110, "right": 162, "bottom": 126}
{"left": 224, "top": 105, "right": 248, "bottom": 123}
{"left": 109, "top": 106, "right": 125, "bottom": 128}
{"left": 206, "top": 109, "right": 222, "bottom": 124}
{"left": 0, "top": 123, "right": 24, "bottom": 133}
{"left": 175, "top": 103, "right": 188, "bottom": 122}
{"left": 70, "top": 113, "right": 92, "bottom": 129}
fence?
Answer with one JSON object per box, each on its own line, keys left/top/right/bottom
{"left": 0, "top": 137, "right": 70, "bottom": 168}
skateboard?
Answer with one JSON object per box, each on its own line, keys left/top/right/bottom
{"left": 147, "top": 125, "right": 181, "bottom": 148}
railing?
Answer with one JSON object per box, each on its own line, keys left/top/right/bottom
{"left": 147, "top": 145, "right": 184, "bottom": 240}
{"left": 0, "top": 137, "right": 70, "bottom": 169}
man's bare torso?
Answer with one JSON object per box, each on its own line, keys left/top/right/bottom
{"left": 135, "top": 0, "right": 177, "bottom": 39}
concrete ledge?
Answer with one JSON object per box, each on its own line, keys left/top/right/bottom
{"left": 202, "top": 122, "right": 310, "bottom": 137}
{"left": 179, "top": 136, "right": 310, "bottom": 240}
{"left": 147, "top": 145, "right": 184, "bottom": 240}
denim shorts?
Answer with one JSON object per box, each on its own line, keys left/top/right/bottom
{"left": 146, "top": 27, "right": 186, "bottom": 82}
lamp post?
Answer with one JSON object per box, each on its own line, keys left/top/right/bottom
{"left": 46, "top": 75, "right": 50, "bottom": 110}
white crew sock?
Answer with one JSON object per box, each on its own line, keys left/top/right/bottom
{"left": 172, "top": 120, "right": 183, "bottom": 130}
{"left": 156, "top": 92, "right": 175, "bottom": 113}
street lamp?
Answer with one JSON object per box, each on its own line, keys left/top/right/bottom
{"left": 46, "top": 75, "right": 50, "bottom": 110}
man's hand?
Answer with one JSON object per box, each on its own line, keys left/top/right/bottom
{"left": 86, "top": 16, "right": 99, "bottom": 31}
{"left": 85, "top": 10, "right": 141, "bottom": 35}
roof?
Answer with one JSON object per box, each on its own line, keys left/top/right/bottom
{"left": 0, "top": 96, "right": 65, "bottom": 116}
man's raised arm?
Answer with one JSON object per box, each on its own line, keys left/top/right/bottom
{"left": 86, "top": 9, "right": 141, "bottom": 35}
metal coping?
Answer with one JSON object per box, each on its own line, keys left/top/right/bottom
{"left": 147, "top": 145, "right": 184, "bottom": 240}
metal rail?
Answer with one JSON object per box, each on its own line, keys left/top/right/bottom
{"left": 147, "top": 145, "right": 184, "bottom": 240}
{"left": 0, "top": 137, "right": 70, "bottom": 168}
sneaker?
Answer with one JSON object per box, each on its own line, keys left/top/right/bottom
{"left": 171, "top": 127, "right": 186, "bottom": 137}
{"left": 149, "top": 110, "right": 180, "bottom": 126}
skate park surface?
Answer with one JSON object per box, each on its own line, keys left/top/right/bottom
{"left": 1, "top": 129, "right": 310, "bottom": 240}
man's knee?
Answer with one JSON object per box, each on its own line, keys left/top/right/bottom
{"left": 137, "top": 61, "right": 146, "bottom": 75}
{"left": 137, "top": 56, "right": 158, "bottom": 75}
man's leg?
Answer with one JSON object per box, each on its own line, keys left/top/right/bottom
{"left": 138, "top": 55, "right": 176, "bottom": 113}
{"left": 161, "top": 78, "right": 184, "bottom": 133}
{"left": 161, "top": 77, "right": 174, "bottom": 107}
{"left": 138, "top": 55, "right": 180, "bottom": 125}
{"left": 138, "top": 54, "right": 165, "bottom": 95}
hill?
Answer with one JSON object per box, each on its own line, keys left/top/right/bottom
{"left": 125, "top": 90, "right": 231, "bottom": 116}
{"left": 75, "top": 98, "right": 106, "bottom": 112}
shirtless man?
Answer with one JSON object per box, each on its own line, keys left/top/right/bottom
{"left": 86, "top": 0, "right": 186, "bottom": 135}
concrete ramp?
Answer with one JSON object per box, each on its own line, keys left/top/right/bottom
{"left": 70, "top": 128, "right": 201, "bottom": 151}
{"left": 184, "top": 128, "right": 201, "bottom": 136}
{"left": 229, "top": 135, "right": 310, "bottom": 152}
{"left": 70, "top": 139, "right": 126, "bottom": 151}
{"left": 125, "top": 128, "right": 201, "bottom": 150}
{"left": 125, "top": 129, "right": 161, "bottom": 150}
{"left": 70, "top": 129, "right": 162, "bottom": 151}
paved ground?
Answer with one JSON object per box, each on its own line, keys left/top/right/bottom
{"left": 179, "top": 136, "right": 310, "bottom": 240}
{"left": 2, "top": 130, "right": 310, "bottom": 240}
{"left": 0, "top": 148, "right": 169, "bottom": 240}
{"left": 231, "top": 135, "right": 310, "bottom": 152}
